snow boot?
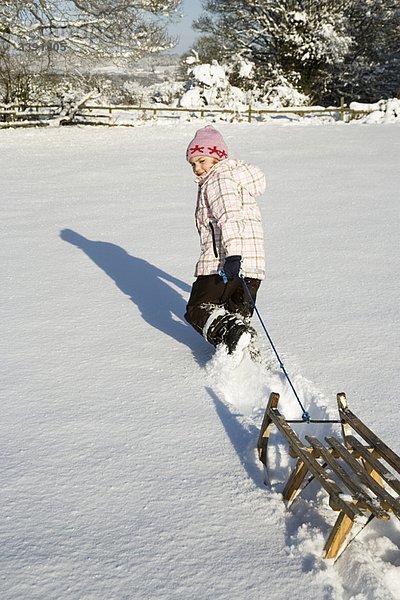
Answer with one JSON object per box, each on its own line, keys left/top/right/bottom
{"left": 224, "top": 321, "right": 252, "bottom": 355}
{"left": 204, "top": 311, "right": 252, "bottom": 355}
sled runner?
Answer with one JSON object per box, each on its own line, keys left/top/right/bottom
{"left": 257, "top": 392, "right": 400, "bottom": 560}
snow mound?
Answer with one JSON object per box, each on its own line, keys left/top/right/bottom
{"left": 351, "top": 98, "right": 400, "bottom": 124}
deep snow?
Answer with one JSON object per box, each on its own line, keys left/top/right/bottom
{"left": 1, "top": 121, "right": 399, "bottom": 599}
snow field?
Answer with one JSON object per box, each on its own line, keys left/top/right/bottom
{"left": 1, "top": 121, "right": 399, "bottom": 599}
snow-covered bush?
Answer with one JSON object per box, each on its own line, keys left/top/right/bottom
{"left": 89, "top": 77, "right": 153, "bottom": 106}
{"left": 148, "top": 80, "right": 183, "bottom": 105}
{"left": 261, "top": 72, "right": 310, "bottom": 108}
{"left": 350, "top": 98, "right": 400, "bottom": 124}
{"left": 178, "top": 56, "right": 249, "bottom": 110}
{"left": 0, "top": 51, "right": 44, "bottom": 106}
{"left": 34, "top": 77, "right": 85, "bottom": 106}
{"left": 122, "top": 81, "right": 152, "bottom": 106}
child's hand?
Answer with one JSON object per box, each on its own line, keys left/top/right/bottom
{"left": 223, "top": 255, "right": 242, "bottom": 280}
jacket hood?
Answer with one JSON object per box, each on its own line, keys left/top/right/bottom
{"left": 198, "top": 158, "right": 265, "bottom": 198}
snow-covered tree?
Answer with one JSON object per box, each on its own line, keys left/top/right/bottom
{"left": 335, "top": 0, "right": 400, "bottom": 101}
{"left": 194, "top": 0, "right": 400, "bottom": 103}
{"left": 193, "top": 1, "right": 351, "bottom": 101}
{"left": 0, "top": 1, "right": 181, "bottom": 105}
{"left": 0, "top": 0, "right": 180, "bottom": 64}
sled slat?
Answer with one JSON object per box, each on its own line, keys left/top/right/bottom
{"left": 326, "top": 436, "right": 400, "bottom": 517}
{"left": 306, "top": 436, "right": 389, "bottom": 520}
{"left": 346, "top": 435, "right": 400, "bottom": 497}
{"left": 269, "top": 408, "right": 361, "bottom": 519}
{"left": 338, "top": 404, "right": 400, "bottom": 475}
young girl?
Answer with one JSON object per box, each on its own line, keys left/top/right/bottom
{"left": 184, "top": 125, "right": 266, "bottom": 355}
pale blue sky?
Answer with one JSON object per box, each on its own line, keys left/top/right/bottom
{"left": 168, "top": 0, "right": 203, "bottom": 53}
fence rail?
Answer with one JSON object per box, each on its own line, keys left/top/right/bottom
{"left": 0, "top": 99, "right": 374, "bottom": 128}
{"left": 0, "top": 104, "right": 60, "bottom": 127}
{"left": 75, "top": 99, "right": 361, "bottom": 123}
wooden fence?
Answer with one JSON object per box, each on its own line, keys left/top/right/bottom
{"left": 0, "top": 98, "right": 373, "bottom": 128}
{"left": 77, "top": 101, "right": 354, "bottom": 123}
{"left": 0, "top": 104, "right": 60, "bottom": 128}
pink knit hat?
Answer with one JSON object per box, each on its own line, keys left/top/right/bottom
{"left": 186, "top": 125, "right": 228, "bottom": 162}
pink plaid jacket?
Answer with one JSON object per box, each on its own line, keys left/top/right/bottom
{"left": 194, "top": 158, "right": 266, "bottom": 279}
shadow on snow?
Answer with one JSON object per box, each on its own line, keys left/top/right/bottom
{"left": 206, "top": 386, "right": 266, "bottom": 488}
{"left": 60, "top": 228, "right": 211, "bottom": 365}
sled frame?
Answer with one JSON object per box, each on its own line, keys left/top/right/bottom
{"left": 257, "top": 392, "right": 400, "bottom": 560}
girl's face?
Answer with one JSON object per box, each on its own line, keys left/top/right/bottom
{"left": 190, "top": 156, "right": 218, "bottom": 177}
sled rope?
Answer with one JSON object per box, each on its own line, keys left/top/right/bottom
{"left": 239, "top": 275, "right": 311, "bottom": 421}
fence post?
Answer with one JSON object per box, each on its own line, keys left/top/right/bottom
{"left": 248, "top": 104, "right": 252, "bottom": 123}
{"left": 340, "top": 96, "right": 345, "bottom": 122}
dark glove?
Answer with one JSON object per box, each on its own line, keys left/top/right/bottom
{"left": 223, "top": 255, "right": 242, "bottom": 280}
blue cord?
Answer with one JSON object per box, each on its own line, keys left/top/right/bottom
{"left": 240, "top": 276, "right": 310, "bottom": 421}
{"left": 219, "top": 269, "right": 310, "bottom": 421}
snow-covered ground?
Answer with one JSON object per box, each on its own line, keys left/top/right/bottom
{"left": 1, "top": 121, "right": 399, "bottom": 599}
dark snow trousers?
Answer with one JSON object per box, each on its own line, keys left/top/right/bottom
{"left": 184, "top": 274, "right": 261, "bottom": 345}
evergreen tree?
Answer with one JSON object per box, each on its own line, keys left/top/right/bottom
{"left": 194, "top": 0, "right": 400, "bottom": 102}
{"left": 337, "top": 0, "right": 400, "bottom": 101}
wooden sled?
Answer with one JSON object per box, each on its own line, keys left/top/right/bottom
{"left": 257, "top": 392, "right": 400, "bottom": 560}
